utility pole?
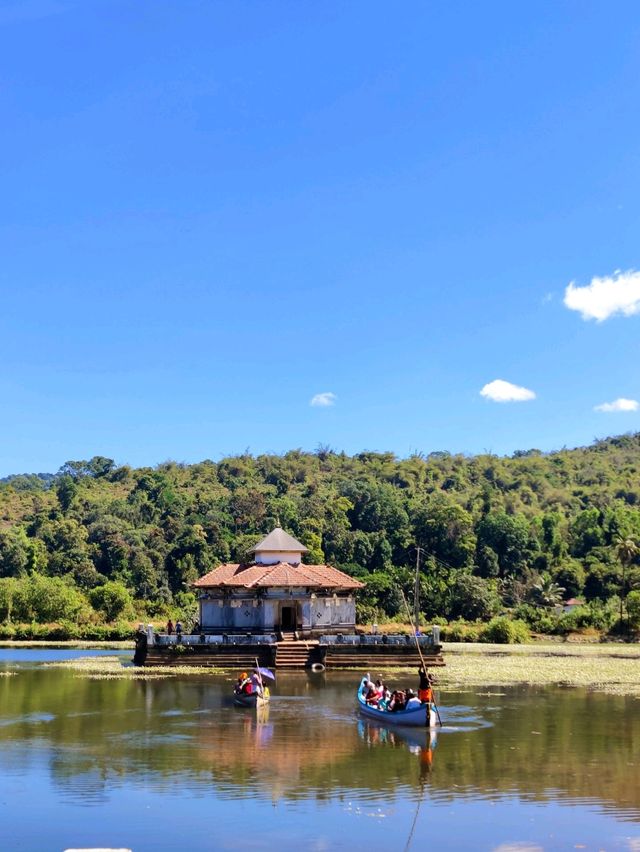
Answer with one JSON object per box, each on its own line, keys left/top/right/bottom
{"left": 413, "top": 546, "right": 422, "bottom": 634}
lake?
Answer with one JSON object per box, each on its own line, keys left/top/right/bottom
{"left": 0, "top": 649, "right": 639, "bottom": 851}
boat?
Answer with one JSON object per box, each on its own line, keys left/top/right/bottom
{"left": 233, "top": 689, "right": 270, "bottom": 708}
{"left": 357, "top": 677, "right": 437, "bottom": 728}
{"left": 233, "top": 667, "right": 274, "bottom": 708}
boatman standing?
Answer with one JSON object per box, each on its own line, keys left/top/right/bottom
{"left": 418, "top": 666, "right": 434, "bottom": 703}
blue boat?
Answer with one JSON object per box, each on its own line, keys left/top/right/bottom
{"left": 357, "top": 677, "right": 437, "bottom": 728}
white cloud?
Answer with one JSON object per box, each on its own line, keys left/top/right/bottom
{"left": 594, "top": 397, "right": 639, "bottom": 413}
{"left": 310, "top": 392, "right": 336, "bottom": 408}
{"left": 564, "top": 269, "right": 640, "bottom": 321}
{"left": 480, "top": 379, "right": 536, "bottom": 403}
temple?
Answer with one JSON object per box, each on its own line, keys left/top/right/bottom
{"left": 194, "top": 527, "right": 364, "bottom": 638}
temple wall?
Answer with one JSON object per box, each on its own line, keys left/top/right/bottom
{"left": 199, "top": 591, "right": 356, "bottom": 632}
{"left": 309, "top": 597, "right": 355, "bottom": 628}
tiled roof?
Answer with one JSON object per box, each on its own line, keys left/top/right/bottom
{"left": 193, "top": 561, "right": 364, "bottom": 590}
{"left": 247, "top": 527, "right": 308, "bottom": 554}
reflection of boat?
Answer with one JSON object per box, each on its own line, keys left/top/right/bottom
{"left": 357, "top": 677, "right": 437, "bottom": 728}
{"left": 357, "top": 719, "right": 438, "bottom": 752}
{"left": 233, "top": 689, "right": 270, "bottom": 708}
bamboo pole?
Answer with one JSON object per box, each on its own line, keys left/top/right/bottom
{"left": 400, "top": 590, "right": 442, "bottom": 727}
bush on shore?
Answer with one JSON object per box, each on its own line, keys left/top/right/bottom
{"left": 480, "top": 616, "right": 530, "bottom": 644}
{"left": 0, "top": 621, "right": 137, "bottom": 641}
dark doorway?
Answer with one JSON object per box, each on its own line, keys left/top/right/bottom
{"left": 281, "top": 605, "right": 296, "bottom": 630}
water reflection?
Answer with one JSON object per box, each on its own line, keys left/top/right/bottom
{"left": 0, "top": 659, "right": 639, "bottom": 850}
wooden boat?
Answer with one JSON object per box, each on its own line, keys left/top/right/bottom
{"left": 233, "top": 688, "right": 270, "bottom": 708}
{"left": 357, "top": 678, "right": 437, "bottom": 728}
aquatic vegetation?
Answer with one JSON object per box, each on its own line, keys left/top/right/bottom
{"left": 44, "top": 655, "right": 223, "bottom": 679}
{"left": 368, "top": 642, "right": 640, "bottom": 697}
{"left": 438, "top": 643, "right": 640, "bottom": 697}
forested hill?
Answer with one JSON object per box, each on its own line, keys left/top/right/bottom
{"left": 1, "top": 434, "right": 639, "bottom": 622}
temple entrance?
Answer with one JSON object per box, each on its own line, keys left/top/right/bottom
{"left": 281, "top": 605, "right": 296, "bottom": 630}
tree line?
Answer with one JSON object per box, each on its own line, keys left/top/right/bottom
{"left": 0, "top": 434, "right": 639, "bottom": 634}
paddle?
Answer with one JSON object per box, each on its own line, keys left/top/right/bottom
{"left": 400, "top": 590, "right": 443, "bottom": 727}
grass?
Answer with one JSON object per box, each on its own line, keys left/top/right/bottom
{"left": 44, "top": 655, "right": 224, "bottom": 680}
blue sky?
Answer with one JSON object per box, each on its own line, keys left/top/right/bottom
{"left": 1, "top": 0, "right": 640, "bottom": 475}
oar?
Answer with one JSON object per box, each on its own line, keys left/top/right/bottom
{"left": 400, "top": 590, "right": 442, "bottom": 727}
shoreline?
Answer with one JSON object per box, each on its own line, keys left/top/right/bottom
{"left": 2, "top": 640, "right": 640, "bottom": 697}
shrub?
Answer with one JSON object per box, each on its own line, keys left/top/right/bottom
{"left": 480, "top": 616, "right": 530, "bottom": 644}
{"left": 513, "top": 603, "right": 562, "bottom": 634}
{"left": 47, "top": 621, "right": 82, "bottom": 640}
{"left": 440, "top": 620, "right": 481, "bottom": 642}
{"left": 555, "top": 602, "right": 616, "bottom": 634}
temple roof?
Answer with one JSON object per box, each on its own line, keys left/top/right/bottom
{"left": 193, "top": 561, "right": 364, "bottom": 590}
{"left": 247, "top": 527, "right": 308, "bottom": 554}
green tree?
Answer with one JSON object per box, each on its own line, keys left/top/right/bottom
{"left": 56, "top": 475, "right": 78, "bottom": 513}
{"left": 89, "top": 581, "right": 134, "bottom": 622}
{"left": 553, "top": 559, "right": 585, "bottom": 599}
{"left": 12, "top": 574, "right": 90, "bottom": 623}
{"left": 626, "top": 590, "right": 640, "bottom": 630}
{"left": 476, "top": 512, "right": 530, "bottom": 578}
{"left": 0, "top": 577, "right": 18, "bottom": 621}
{"left": 411, "top": 496, "right": 476, "bottom": 569}
{"left": 616, "top": 537, "right": 639, "bottom": 628}
{"left": 448, "top": 574, "right": 501, "bottom": 621}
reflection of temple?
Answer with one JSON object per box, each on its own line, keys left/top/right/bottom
{"left": 198, "top": 705, "right": 362, "bottom": 801}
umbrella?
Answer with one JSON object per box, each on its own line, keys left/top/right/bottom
{"left": 254, "top": 667, "right": 275, "bottom": 681}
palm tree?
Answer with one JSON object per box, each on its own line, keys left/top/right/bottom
{"left": 531, "top": 574, "right": 565, "bottom": 608}
{"left": 616, "top": 537, "right": 640, "bottom": 628}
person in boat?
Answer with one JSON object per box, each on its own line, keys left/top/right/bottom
{"left": 235, "top": 672, "right": 251, "bottom": 695}
{"left": 364, "top": 680, "right": 379, "bottom": 705}
{"left": 166, "top": 619, "right": 174, "bottom": 635}
{"left": 374, "top": 680, "right": 388, "bottom": 710}
{"left": 250, "top": 669, "right": 264, "bottom": 697}
{"left": 418, "top": 666, "right": 434, "bottom": 704}
{"left": 388, "top": 690, "right": 405, "bottom": 712}
{"left": 405, "top": 689, "right": 422, "bottom": 710}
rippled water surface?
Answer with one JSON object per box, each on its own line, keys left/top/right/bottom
{"left": 0, "top": 650, "right": 639, "bottom": 851}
